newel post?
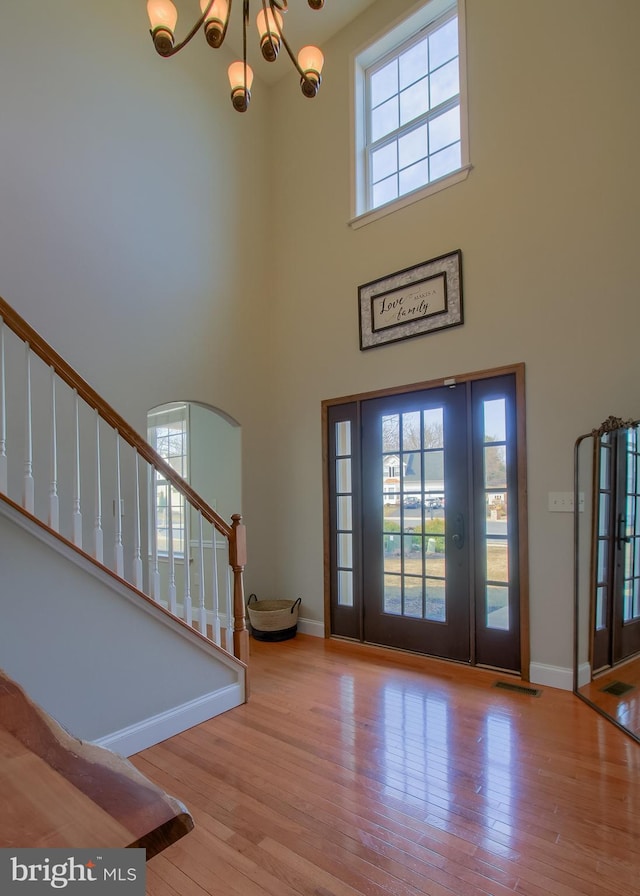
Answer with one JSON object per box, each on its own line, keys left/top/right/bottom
{"left": 230, "top": 513, "right": 250, "bottom": 674}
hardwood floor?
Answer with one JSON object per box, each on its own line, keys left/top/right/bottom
{"left": 579, "top": 655, "right": 640, "bottom": 740}
{"left": 132, "top": 635, "right": 640, "bottom": 896}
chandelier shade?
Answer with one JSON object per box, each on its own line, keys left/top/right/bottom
{"left": 146, "top": 0, "right": 326, "bottom": 112}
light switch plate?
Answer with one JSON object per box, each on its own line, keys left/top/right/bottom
{"left": 548, "top": 491, "right": 584, "bottom": 512}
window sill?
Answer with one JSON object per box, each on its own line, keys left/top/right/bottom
{"left": 349, "top": 164, "right": 472, "bottom": 230}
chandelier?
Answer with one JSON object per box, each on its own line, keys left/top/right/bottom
{"left": 147, "top": 0, "right": 326, "bottom": 112}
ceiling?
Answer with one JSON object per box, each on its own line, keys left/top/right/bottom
{"left": 213, "top": 0, "right": 379, "bottom": 85}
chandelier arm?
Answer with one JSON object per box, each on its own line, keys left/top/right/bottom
{"left": 261, "top": 0, "right": 279, "bottom": 57}
{"left": 268, "top": 0, "right": 309, "bottom": 82}
{"left": 153, "top": 0, "right": 219, "bottom": 57}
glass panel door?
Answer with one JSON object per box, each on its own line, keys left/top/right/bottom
{"left": 361, "top": 386, "right": 471, "bottom": 661}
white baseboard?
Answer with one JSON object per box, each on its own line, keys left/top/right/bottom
{"left": 297, "top": 616, "right": 324, "bottom": 638}
{"left": 94, "top": 683, "right": 244, "bottom": 757}
{"left": 529, "top": 662, "right": 574, "bottom": 691}
{"left": 577, "top": 661, "right": 592, "bottom": 688}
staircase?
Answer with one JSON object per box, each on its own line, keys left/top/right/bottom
{"left": 0, "top": 296, "right": 248, "bottom": 756}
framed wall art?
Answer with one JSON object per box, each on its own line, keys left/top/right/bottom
{"left": 358, "top": 250, "right": 463, "bottom": 350}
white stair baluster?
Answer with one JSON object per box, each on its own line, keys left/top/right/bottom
{"left": 48, "top": 368, "right": 59, "bottom": 531}
{"left": 183, "top": 498, "right": 192, "bottom": 626}
{"left": 23, "top": 346, "right": 34, "bottom": 514}
{"left": 211, "top": 523, "right": 222, "bottom": 646}
{"left": 94, "top": 411, "right": 103, "bottom": 563}
{"left": 72, "top": 390, "right": 82, "bottom": 547}
{"left": 148, "top": 464, "right": 160, "bottom": 601}
{"left": 114, "top": 432, "right": 124, "bottom": 577}
{"left": 198, "top": 512, "right": 207, "bottom": 636}
{"left": 0, "top": 318, "right": 7, "bottom": 495}
{"left": 225, "top": 563, "right": 234, "bottom": 654}
{"left": 133, "top": 450, "right": 143, "bottom": 589}
{"left": 167, "top": 486, "right": 177, "bottom": 613}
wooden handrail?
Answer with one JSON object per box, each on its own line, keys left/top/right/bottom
{"left": 0, "top": 296, "right": 232, "bottom": 540}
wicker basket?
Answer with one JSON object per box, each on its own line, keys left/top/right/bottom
{"left": 246, "top": 594, "right": 301, "bottom": 641}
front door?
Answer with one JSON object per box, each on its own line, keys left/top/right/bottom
{"left": 362, "top": 386, "right": 470, "bottom": 660}
{"left": 326, "top": 369, "right": 525, "bottom": 673}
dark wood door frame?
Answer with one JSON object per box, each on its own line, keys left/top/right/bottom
{"left": 322, "top": 363, "right": 530, "bottom": 680}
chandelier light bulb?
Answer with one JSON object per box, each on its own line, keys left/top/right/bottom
{"left": 147, "top": 0, "right": 178, "bottom": 55}
{"left": 257, "top": 8, "right": 284, "bottom": 62}
{"left": 228, "top": 61, "right": 254, "bottom": 113}
{"left": 200, "top": 0, "right": 229, "bottom": 48}
{"left": 297, "top": 45, "right": 324, "bottom": 97}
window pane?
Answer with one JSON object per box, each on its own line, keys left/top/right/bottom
{"left": 429, "top": 17, "right": 458, "bottom": 70}
{"left": 371, "top": 141, "right": 398, "bottom": 183}
{"left": 338, "top": 533, "right": 353, "bottom": 568}
{"left": 487, "top": 585, "right": 509, "bottom": 630}
{"left": 429, "top": 142, "right": 461, "bottom": 181}
{"left": 429, "top": 59, "right": 459, "bottom": 108}
{"left": 399, "top": 125, "right": 428, "bottom": 169}
{"left": 335, "top": 420, "right": 351, "bottom": 457}
{"left": 338, "top": 570, "right": 354, "bottom": 607}
{"left": 399, "top": 38, "right": 428, "bottom": 89}
{"left": 429, "top": 106, "right": 461, "bottom": 154}
{"left": 383, "top": 414, "right": 400, "bottom": 452}
{"left": 336, "top": 458, "right": 352, "bottom": 493}
{"left": 487, "top": 540, "right": 508, "bottom": 583}
{"left": 423, "top": 408, "right": 444, "bottom": 448}
{"left": 400, "top": 78, "right": 429, "bottom": 125}
{"left": 399, "top": 159, "right": 429, "bottom": 195}
{"left": 373, "top": 174, "right": 398, "bottom": 207}
{"left": 404, "top": 577, "right": 423, "bottom": 617}
{"left": 337, "top": 495, "right": 352, "bottom": 530}
{"left": 484, "top": 445, "right": 507, "bottom": 489}
{"left": 371, "top": 59, "right": 398, "bottom": 106}
{"left": 596, "top": 585, "right": 607, "bottom": 630}
{"left": 402, "top": 411, "right": 421, "bottom": 449}
{"left": 425, "top": 579, "right": 446, "bottom": 621}
{"left": 384, "top": 573, "right": 402, "bottom": 614}
{"left": 484, "top": 399, "right": 506, "bottom": 442}
{"left": 371, "top": 95, "right": 399, "bottom": 142}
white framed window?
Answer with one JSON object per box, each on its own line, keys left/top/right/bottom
{"left": 351, "top": 0, "right": 470, "bottom": 228}
{"left": 147, "top": 402, "right": 189, "bottom": 557}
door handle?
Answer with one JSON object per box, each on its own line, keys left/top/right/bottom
{"left": 617, "top": 514, "right": 631, "bottom": 550}
{"left": 452, "top": 513, "right": 465, "bottom": 550}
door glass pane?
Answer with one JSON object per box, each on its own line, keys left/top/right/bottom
{"left": 487, "top": 540, "right": 508, "bottom": 583}
{"left": 425, "top": 578, "right": 446, "bottom": 621}
{"left": 336, "top": 458, "right": 352, "bottom": 493}
{"left": 404, "top": 576, "right": 423, "bottom": 617}
{"left": 402, "top": 411, "right": 421, "bottom": 449}
{"left": 338, "top": 570, "right": 354, "bottom": 607}
{"left": 337, "top": 496, "right": 352, "bottom": 530}
{"left": 336, "top": 421, "right": 351, "bottom": 456}
{"left": 384, "top": 573, "right": 402, "bottom": 614}
{"left": 338, "top": 533, "right": 353, "bottom": 568}
{"left": 596, "top": 585, "right": 607, "bottom": 630}
{"left": 487, "top": 585, "right": 509, "bottom": 630}
{"left": 423, "top": 408, "right": 444, "bottom": 448}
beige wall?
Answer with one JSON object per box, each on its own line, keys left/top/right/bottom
{"left": 1, "top": 1, "right": 638, "bottom": 682}
{"left": 0, "top": 0, "right": 273, "bottom": 467}
{"left": 252, "top": 0, "right": 640, "bottom": 680}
